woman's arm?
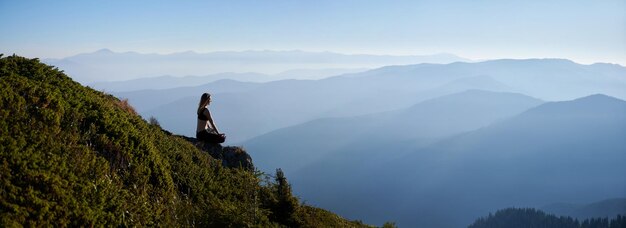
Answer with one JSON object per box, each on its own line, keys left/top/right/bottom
{"left": 204, "top": 109, "right": 220, "bottom": 133}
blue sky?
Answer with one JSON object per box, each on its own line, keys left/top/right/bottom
{"left": 1, "top": 0, "right": 624, "bottom": 64}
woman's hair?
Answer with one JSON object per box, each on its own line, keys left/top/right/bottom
{"left": 198, "top": 93, "right": 211, "bottom": 111}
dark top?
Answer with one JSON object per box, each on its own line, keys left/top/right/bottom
{"left": 197, "top": 108, "right": 209, "bottom": 121}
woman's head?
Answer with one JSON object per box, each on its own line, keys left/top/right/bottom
{"left": 198, "top": 93, "right": 211, "bottom": 109}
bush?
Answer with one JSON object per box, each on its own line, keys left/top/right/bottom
{"left": 148, "top": 116, "right": 160, "bottom": 126}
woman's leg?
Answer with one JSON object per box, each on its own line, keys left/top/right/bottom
{"left": 197, "top": 130, "right": 223, "bottom": 144}
{"left": 197, "top": 130, "right": 210, "bottom": 142}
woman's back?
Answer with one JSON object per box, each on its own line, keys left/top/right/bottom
{"left": 197, "top": 107, "right": 213, "bottom": 133}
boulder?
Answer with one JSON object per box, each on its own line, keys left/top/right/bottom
{"left": 180, "top": 135, "right": 255, "bottom": 171}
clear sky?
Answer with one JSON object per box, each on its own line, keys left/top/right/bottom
{"left": 1, "top": 0, "right": 624, "bottom": 65}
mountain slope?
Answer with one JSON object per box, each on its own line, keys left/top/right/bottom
{"left": 377, "top": 94, "right": 626, "bottom": 227}
{"left": 244, "top": 90, "right": 543, "bottom": 174}
{"left": 280, "top": 94, "right": 626, "bottom": 227}
{"left": 0, "top": 55, "right": 370, "bottom": 227}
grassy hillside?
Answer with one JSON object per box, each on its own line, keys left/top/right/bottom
{"left": 0, "top": 55, "right": 370, "bottom": 227}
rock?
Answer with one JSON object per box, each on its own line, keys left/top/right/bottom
{"left": 180, "top": 135, "right": 255, "bottom": 171}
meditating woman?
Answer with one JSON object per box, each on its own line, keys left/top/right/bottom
{"left": 196, "top": 93, "right": 225, "bottom": 143}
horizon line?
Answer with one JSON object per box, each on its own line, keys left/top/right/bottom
{"left": 3, "top": 48, "right": 625, "bottom": 67}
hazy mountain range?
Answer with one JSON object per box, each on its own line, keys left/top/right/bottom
{"left": 44, "top": 54, "right": 626, "bottom": 227}
{"left": 116, "top": 58, "right": 626, "bottom": 143}
{"left": 286, "top": 94, "right": 626, "bottom": 227}
{"left": 89, "top": 68, "right": 370, "bottom": 92}
{"left": 244, "top": 90, "right": 545, "bottom": 174}
{"left": 43, "top": 49, "right": 469, "bottom": 84}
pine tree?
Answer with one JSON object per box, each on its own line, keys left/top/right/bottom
{"left": 272, "top": 168, "right": 300, "bottom": 226}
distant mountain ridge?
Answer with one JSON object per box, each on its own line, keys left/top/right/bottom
{"left": 89, "top": 72, "right": 271, "bottom": 92}
{"left": 244, "top": 90, "right": 544, "bottom": 174}
{"left": 44, "top": 49, "right": 470, "bottom": 83}
{"left": 114, "top": 79, "right": 262, "bottom": 112}
{"left": 89, "top": 68, "right": 371, "bottom": 92}
{"left": 287, "top": 93, "right": 626, "bottom": 227}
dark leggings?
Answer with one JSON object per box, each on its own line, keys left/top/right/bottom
{"left": 196, "top": 130, "right": 225, "bottom": 143}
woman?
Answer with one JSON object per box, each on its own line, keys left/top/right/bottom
{"left": 196, "top": 93, "right": 225, "bottom": 143}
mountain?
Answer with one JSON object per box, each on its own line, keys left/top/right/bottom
{"left": 542, "top": 198, "right": 626, "bottom": 220}
{"left": 43, "top": 49, "right": 469, "bottom": 83}
{"left": 243, "top": 90, "right": 543, "bottom": 174}
{"left": 0, "top": 55, "right": 372, "bottom": 227}
{"left": 113, "top": 79, "right": 262, "bottom": 112}
{"left": 89, "top": 68, "right": 369, "bottom": 93}
{"left": 273, "top": 68, "right": 370, "bottom": 81}
{"left": 435, "top": 75, "right": 517, "bottom": 94}
{"left": 290, "top": 94, "right": 626, "bottom": 227}
{"left": 130, "top": 58, "right": 626, "bottom": 143}
{"left": 349, "top": 58, "right": 626, "bottom": 101}
{"left": 89, "top": 72, "right": 271, "bottom": 92}
{"left": 143, "top": 75, "right": 517, "bottom": 142}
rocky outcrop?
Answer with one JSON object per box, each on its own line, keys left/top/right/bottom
{"left": 180, "top": 136, "right": 255, "bottom": 171}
